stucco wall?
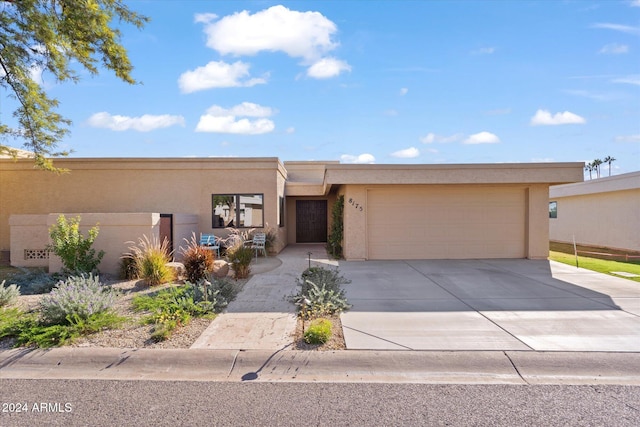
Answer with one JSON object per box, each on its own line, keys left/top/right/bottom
{"left": 10, "top": 213, "right": 162, "bottom": 276}
{"left": 549, "top": 188, "right": 640, "bottom": 252}
{"left": 0, "top": 158, "right": 286, "bottom": 257}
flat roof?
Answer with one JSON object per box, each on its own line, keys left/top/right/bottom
{"left": 550, "top": 170, "right": 640, "bottom": 198}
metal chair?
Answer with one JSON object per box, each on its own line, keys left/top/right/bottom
{"left": 250, "top": 232, "right": 267, "bottom": 259}
{"left": 199, "top": 233, "right": 220, "bottom": 257}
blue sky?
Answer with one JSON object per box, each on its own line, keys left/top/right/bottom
{"left": 14, "top": 1, "right": 640, "bottom": 175}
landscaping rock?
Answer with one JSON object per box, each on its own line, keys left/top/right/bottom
{"left": 212, "top": 260, "right": 229, "bottom": 278}
{"left": 166, "top": 262, "right": 185, "bottom": 279}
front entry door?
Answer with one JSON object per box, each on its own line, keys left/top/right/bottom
{"left": 159, "top": 214, "right": 173, "bottom": 257}
{"left": 296, "top": 200, "right": 327, "bottom": 243}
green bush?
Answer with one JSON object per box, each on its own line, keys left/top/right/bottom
{"left": 48, "top": 215, "right": 105, "bottom": 275}
{"left": 304, "top": 318, "right": 332, "bottom": 344}
{"left": 326, "top": 195, "right": 344, "bottom": 259}
{"left": 119, "top": 256, "right": 138, "bottom": 280}
{"left": 297, "top": 266, "right": 351, "bottom": 295}
{"left": 0, "top": 307, "right": 124, "bottom": 348}
{"left": 180, "top": 233, "right": 215, "bottom": 283}
{"left": 227, "top": 245, "right": 253, "bottom": 279}
{"left": 40, "top": 274, "right": 116, "bottom": 324}
{"left": 126, "top": 235, "right": 175, "bottom": 286}
{"left": 0, "top": 280, "right": 20, "bottom": 307}
{"left": 292, "top": 267, "right": 351, "bottom": 318}
{"left": 6, "top": 269, "right": 57, "bottom": 295}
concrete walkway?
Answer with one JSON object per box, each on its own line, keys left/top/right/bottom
{"left": 191, "top": 244, "right": 335, "bottom": 350}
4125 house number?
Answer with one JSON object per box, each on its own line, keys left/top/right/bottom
{"left": 348, "top": 198, "right": 363, "bottom": 212}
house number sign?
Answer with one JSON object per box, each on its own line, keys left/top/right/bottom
{"left": 348, "top": 198, "right": 363, "bottom": 212}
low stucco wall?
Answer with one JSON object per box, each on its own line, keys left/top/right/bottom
{"left": 10, "top": 213, "right": 162, "bottom": 276}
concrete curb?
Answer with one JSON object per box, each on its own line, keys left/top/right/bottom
{"left": 1, "top": 348, "right": 639, "bottom": 385}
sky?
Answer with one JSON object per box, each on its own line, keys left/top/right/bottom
{"left": 4, "top": 0, "right": 640, "bottom": 176}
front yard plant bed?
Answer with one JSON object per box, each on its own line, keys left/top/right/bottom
{"left": 0, "top": 277, "right": 247, "bottom": 350}
{"left": 293, "top": 315, "right": 346, "bottom": 350}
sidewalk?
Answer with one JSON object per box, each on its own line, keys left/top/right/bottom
{"left": 1, "top": 347, "right": 639, "bottom": 385}
{"left": 190, "top": 244, "right": 336, "bottom": 350}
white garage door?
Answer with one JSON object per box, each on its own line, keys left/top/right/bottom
{"left": 367, "top": 186, "right": 526, "bottom": 259}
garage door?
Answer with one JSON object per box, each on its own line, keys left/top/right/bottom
{"left": 367, "top": 186, "right": 526, "bottom": 259}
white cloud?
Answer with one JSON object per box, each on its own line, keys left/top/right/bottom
{"left": 630, "top": 0, "right": 640, "bottom": 7}
{"left": 194, "top": 13, "right": 218, "bottom": 24}
{"left": 472, "top": 47, "right": 496, "bottom": 55}
{"left": 306, "top": 57, "right": 351, "bottom": 79}
{"left": 340, "top": 153, "right": 375, "bottom": 164}
{"left": 285, "top": 127, "right": 295, "bottom": 134}
{"left": 530, "top": 109, "right": 586, "bottom": 126}
{"left": 598, "top": 43, "right": 629, "bottom": 54}
{"left": 612, "top": 75, "right": 640, "bottom": 86}
{"left": 464, "top": 132, "right": 501, "bottom": 144}
{"left": 591, "top": 23, "right": 640, "bottom": 36}
{"left": 195, "top": 102, "right": 275, "bottom": 134}
{"left": 615, "top": 134, "right": 640, "bottom": 142}
{"left": 198, "top": 5, "right": 349, "bottom": 79}
{"left": 87, "top": 112, "right": 185, "bottom": 132}
{"left": 399, "top": 88, "right": 408, "bottom": 95}
{"left": 420, "top": 132, "right": 464, "bottom": 144}
{"left": 391, "top": 147, "right": 420, "bottom": 158}
{"left": 201, "top": 5, "right": 337, "bottom": 60}
{"left": 178, "top": 60, "right": 267, "bottom": 93}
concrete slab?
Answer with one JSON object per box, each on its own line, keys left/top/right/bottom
{"left": 591, "top": 297, "right": 640, "bottom": 316}
{"left": 483, "top": 310, "right": 640, "bottom": 352}
{"left": 341, "top": 311, "right": 531, "bottom": 351}
{"left": 340, "top": 258, "right": 640, "bottom": 352}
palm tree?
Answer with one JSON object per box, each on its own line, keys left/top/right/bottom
{"left": 604, "top": 156, "right": 616, "bottom": 176}
{"left": 592, "top": 159, "right": 603, "bottom": 179}
{"left": 584, "top": 162, "right": 593, "bottom": 180}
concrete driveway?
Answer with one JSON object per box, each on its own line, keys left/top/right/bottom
{"left": 339, "top": 259, "right": 640, "bottom": 352}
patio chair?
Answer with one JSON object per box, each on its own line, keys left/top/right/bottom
{"left": 250, "top": 232, "right": 267, "bottom": 259}
{"left": 199, "top": 233, "right": 220, "bottom": 258}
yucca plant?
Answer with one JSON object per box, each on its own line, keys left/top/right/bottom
{"left": 180, "top": 232, "right": 215, "bottom": 283}
{"left": 125, "top": 235, "right": 175, "bottom": 286}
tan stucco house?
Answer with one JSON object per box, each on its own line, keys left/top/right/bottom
{"left": 0, "top": 157, "right": 583, "bottom": 275}
{"left": 549, "top": 171, "right": 640, "bottom": 252}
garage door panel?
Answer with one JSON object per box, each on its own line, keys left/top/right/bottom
{"left": 367, "top": 187, "right": 525, "bottom": 259}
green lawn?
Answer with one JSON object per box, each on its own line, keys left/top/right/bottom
{"left": 549, "top": 251, "right": 640, "bottom": 283}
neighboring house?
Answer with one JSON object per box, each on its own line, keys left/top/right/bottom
{"left": 549, "top": 171, "right": 640, "bottom": 252}
{"left": 0, "top": 157, "right": 583, "bottom": 275}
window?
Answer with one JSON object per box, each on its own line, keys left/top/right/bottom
{"left": 278, "top": 196, "right": 285, "bottom": 227}
{"left": 549, "top": 201, "right": 557, "bottom": 219}
{"left": 212, "top": 194, "right": 264, "bottom": 228}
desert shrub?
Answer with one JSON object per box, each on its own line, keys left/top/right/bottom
{"left": 297, "top": 266, "right": 351, "bottom": 296}
{"left": 180, "top": 233, "right": 215, "bottom": 283}
{"left": 326, "top": 195, "right": 344, "bottom": 259}
{"left": 48, "top": 215, "right": 105, "bottom": 275}
{"left": 125, "top": 235, "right": 175, "bottom": 286}
{"left": 5, "top": 269, "right": 57, "bottom": 295}
{"left": 304, "top": 318, "right": 332, "bottom": 344}
{"left": 40, "top": 274, "right": 116, "bottom": 324}
{"left": 0, "top": 280, "right": 20, "bottom": 307}
{"left": 293, "top": 267, "right": 351, "bottom": 318}
{"left": 263, "top": 223, "right": 278, "bottom": 253}
{"left": 219, "top": 228, "right": 256, "bottom": 279}
{"left": 185, "top": 278, "right": 238, "bottom": 313}
{"left": 227, "top": 245, "right": 253, "bottom": 279}
{"left": 119, "top": 256, "right": 138, "bottom": 280}
{"left": 296, "top": 281, "right": 351, "bottom": 318}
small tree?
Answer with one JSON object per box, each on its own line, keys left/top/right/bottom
{"left": 48, "top": 215, "right": 104, "bottom": 275}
